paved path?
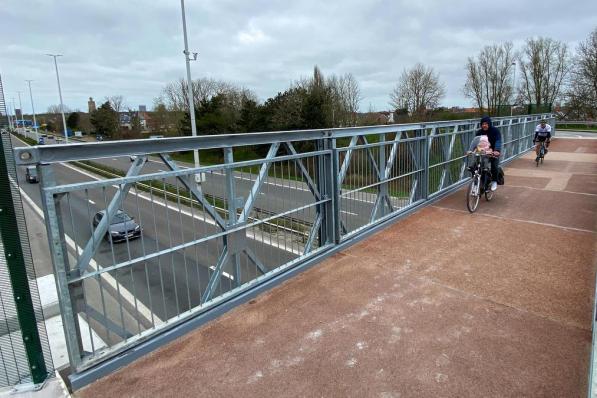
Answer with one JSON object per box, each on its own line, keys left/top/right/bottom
{"left": 77, "top": 138, "right": 596, "bottom": 398}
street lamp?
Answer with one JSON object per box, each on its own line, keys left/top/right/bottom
{"left": 180, "top": 0, "right": 203, "bottom": 184}
{"left": 510, "top": 61, "right": 517, "bottom": 117}
{"left": 46, "top": 54, "right": 69, "bottom": 143}
{"left": 11, "top": 98, "right": 17, "bottom": 130}
{"left": 25, "top": 80, "right": 39, "bottom": 141}
{"left": 17, "top": 91, "right": 24, "bottom": 132}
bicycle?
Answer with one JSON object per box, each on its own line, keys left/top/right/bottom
{"left": 466, "top": 151, "right": 495, "bottom": 213}
{"left": 535, "top": 140, "right": 547, "bottom": 167}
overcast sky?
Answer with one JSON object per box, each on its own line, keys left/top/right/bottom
{"left": 1, "top": 0, "right": 595, "bottom": 114}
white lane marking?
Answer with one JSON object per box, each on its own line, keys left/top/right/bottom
{"left": 59, "top": 163, "right": 301, "bottom": 256}
{"left": 340, "top": 210, "right": 358, "bottom": 216}
{"left": 88, "top": 199, "right": 95, "bottom": 205}
{"left": 58, "top": 163, "right": 247, "bottom": 276}
{"left": 19, "top": 186, "right": 162, "bottom": 325}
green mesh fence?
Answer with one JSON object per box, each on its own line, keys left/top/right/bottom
{"left": 0, "top": 78, "right": 53, "bottom": 388}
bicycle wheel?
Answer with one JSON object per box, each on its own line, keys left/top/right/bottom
{"left": 466, "top": 177, "right": 480, "bottom": 213}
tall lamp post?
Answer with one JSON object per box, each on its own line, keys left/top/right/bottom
{"left": 180, "top": 0, "right": 203, "bottom": 183}
{"left": 17, "top": 91, "right": 24, "bottom": 132}
{"left": 11, "top": 98, "right": 17, "bottom": 130}
{"left": 46, "top": 54, "right": 69, "bottom": 143}
{"left": 25, "top": 80, "right": 39, "bottom": 142}
{"left": 6, "top": 103, "right": 13, "bottom": 130}
{"left": 510, "top": 61, "right": 517, "bottom": 117}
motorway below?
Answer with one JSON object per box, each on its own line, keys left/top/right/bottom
{"left": 10, "top": 134, "right": 298, "bottom": 352}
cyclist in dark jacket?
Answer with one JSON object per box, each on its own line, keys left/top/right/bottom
{"left": 475, "top": 116, "right": 502, "bottom": 191}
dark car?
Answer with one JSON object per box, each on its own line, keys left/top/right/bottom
{"left": 96, "top": 134, "right": 104, "bottom": 141}
{"left": 25, "top": 166, "right": 38, "bottom": 183}
{"left": 92, "top": 210, "right": 141, "bottom": 243}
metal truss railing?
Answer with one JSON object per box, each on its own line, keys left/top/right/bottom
{"left": 12, "top": 113, "right": 553, "bottom": 376}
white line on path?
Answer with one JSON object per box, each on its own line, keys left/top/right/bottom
{"left": 88, "top": 199, "right": 95, "bottom": 205}
{"left": 431, "top": 205, "right": 595, "bottom": 234}
{"left": 340, "top": 210, "right": 358, "bottom": 216}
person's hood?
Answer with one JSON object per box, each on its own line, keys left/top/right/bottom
{"left": 480, "top": 116, "right": 492, "bottom": 127}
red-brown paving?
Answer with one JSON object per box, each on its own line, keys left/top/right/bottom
{"left": 77, "top": 138, "right": 597, "bottom": 398}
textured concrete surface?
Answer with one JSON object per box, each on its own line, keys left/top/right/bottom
{"left": 78, "top": 138, "right": 596, "bottom": 398}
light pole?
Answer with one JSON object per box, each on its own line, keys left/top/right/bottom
{"left": 46, "top": 54, "right": 69, "bottom": 143}
{"left": 11, "top": 98, "right": 17, "bottom": 130}
{"left": 25, "top": 80, "right": 39, "bottom": 141}
{"left": 17, "top": 91, "right": 24, "bottom": 133}
{"left": 180, "top": 0, "right": 203, "bottom": 183}
{"left": 510, "top": 61, "right": 517, "bottom": 117}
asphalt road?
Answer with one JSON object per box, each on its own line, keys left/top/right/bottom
{"left": 10, "top": 134, "right": 299, "bottom": 351}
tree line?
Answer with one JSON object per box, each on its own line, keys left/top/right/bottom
{"left": 43, "top": 27, "right": 595, "bottom": 138}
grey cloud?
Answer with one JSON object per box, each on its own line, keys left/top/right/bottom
{"left": 1, "top": 0, "right": 595, "bottom": 114}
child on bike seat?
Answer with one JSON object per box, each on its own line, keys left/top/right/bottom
{"left": 468, "top": 135, "right": 492, "bottom": 154}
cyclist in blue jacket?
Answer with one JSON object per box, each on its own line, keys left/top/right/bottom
{"left": 475, "top": 116, "right": 502, "bottom": 191}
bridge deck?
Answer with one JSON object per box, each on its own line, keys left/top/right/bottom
{"left": 78, "top": 138, "right": 597, "bottom": 398}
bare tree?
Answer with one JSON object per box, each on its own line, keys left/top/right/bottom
{"left": 518, "top": 37, "right": 570, "bottom": 109}
{"left": 46, "top": 104, "right": 72, "bottom": 114}
{"left": 160, "top": 77, "right": 247, "bottom": 112}
{"left": 567, "top": 28, "right": 597, "bottom": 119}
{"left": 106, "top": 95, "right": 126, "bottom": 115}
{"left": 463, "top": 42, "right": 516, "bottom": 115}
{"left": 343, "top": 73, "right": 362, "bottom": 126}
{"left": 390, "top": 63, "right": 445, "bottom": 118}
{"left": 327, "top": 73, "right": 362, "bottom": 126}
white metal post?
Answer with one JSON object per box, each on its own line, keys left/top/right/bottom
{"left": 25, "top": 80, "right": 39, "bottom": 142}
{"left": 180, "top": 0, "right": 203, "bottom": 183}
{"left": 47, "top": 54, "right": 69, "bottom": 144}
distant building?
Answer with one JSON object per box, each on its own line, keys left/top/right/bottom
{"left": 139, "top": 105, "right": 147, "bottom": 113}
{"left": 88, "top": 97, "right": 96, "bottom": 113}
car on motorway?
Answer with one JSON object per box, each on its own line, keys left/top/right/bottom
{"left": 25, "top": 166, "right": 38, "bottom": 183}
{"left": 92, "top": 210, "right": 142, "bottom": 243}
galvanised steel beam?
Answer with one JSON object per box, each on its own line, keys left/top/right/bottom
{"left": 244, "top": 248, "right": 268, "bottom": 275}
{"left": 360, "top": 136, "right": 382, "bottom": 181}
{"left": 13, "top": 114, "right": 555, "bottom": 166}
{"left": 201, "top": 247, "right": 230, "bottom": 303}
{"left": 76, "top": 156, "right": 147, "bottom": 275}
{"left": 304, "top": 212, "right": 322, "bottom": 255}
{"left": 158, "top": 153, "right": 227, "bottom": 230}
{"left": 239, "top": 143, "right": 280, "bottom": 223}
{"left": 337, "top": 135, "right": 358, "bottom": 187}
{"left": 38, "top": 164, "right": 83, "bottom": 369}
{"left": 224, "top": 148, "right": 242, "bottom": 288}
{"left": 438, "top": 129, "right": 457, "bottom": 190}
{"left": 284, "top": 142, "right": 321, "bottom": 201}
